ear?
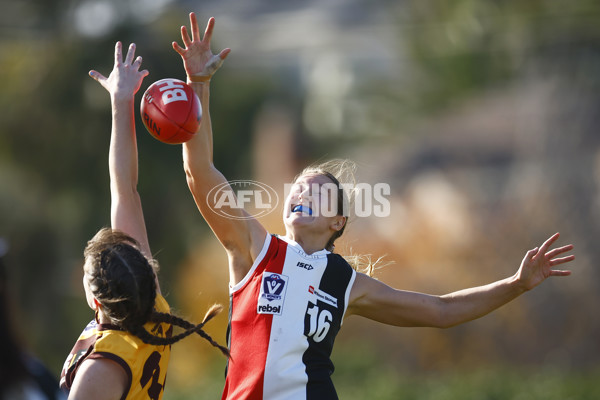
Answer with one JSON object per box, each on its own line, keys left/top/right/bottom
{"left": 331, "top": 216, "right": 346, "bottom": 232}
{"left": 93, "top": 298, "right": 102, "bottom": 310}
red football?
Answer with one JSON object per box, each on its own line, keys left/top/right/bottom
{"left": 140, "top": 78, "right": 201, "bottom": 144}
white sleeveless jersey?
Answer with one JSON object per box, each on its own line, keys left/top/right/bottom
{"left": 222, "top": 234, "right": 356, "bottom": 400}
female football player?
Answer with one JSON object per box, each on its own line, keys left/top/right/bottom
{"left": 60, "top": 41, "right": 228, "bottom": 400}
{"left": 173, "top": 13, "right": 575, "bottom": 399}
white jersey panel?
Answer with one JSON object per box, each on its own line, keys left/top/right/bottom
{"left": 262, "top": 242, "right": 329, "bottom": 400}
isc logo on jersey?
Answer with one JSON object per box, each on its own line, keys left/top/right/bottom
{"left": 257, "top": 273, "right": 289, "bottom": 315}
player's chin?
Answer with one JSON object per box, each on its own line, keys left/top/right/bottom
{"left": 287, "top": 214, "right": 316, "bottom": 226}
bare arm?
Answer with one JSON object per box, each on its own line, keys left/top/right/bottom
{"left": 68, "top": 359, "right": 127, "bottom": 400}
{"left": 347, "top": 233, "right": 574, "bottom": 328}
{"left": 173, "top": 13, "right": 266, "bottom": 285}
{"left": 89, "top": 43, "right": 159, "bottom": 290}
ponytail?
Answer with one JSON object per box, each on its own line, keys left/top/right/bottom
{"left": 127, "top": 304, "right": 230, "bottom": 358}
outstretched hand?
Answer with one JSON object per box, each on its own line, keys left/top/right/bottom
{"left": 89, "top": 42, "right": 148, "bottom": 100}
{"left": 172, "top": 13, "right": 231, "bottom": 80}
{"left": 517, "top": 233, "right": 574, "bottom": 291}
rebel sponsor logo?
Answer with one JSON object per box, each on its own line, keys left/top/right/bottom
{"left": 308, "top": 285, "right": 338, "bottom": 308}
{"left": 257, "top": 304, "right": 281, "bottom": 313}
{"left": 258, "top": 272, "right": 289, "bottom": 315}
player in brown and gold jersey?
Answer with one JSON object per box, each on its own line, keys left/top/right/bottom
{"left": 60, "top": 41, "right": 228, "bottom": 400}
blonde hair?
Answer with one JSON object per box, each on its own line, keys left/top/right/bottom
{"left": 344, "top": 253, "right": 392, "bottom": 278}
{"left": 298, "top": 158, "right": 358, "bottom": 216}
{"left": 296, "top": 159, "right": 389, "bottom": 277}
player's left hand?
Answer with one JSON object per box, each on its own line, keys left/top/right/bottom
{"left": 172, "top": 13, "right": 230, "bottom": 80}
{"left": 516, "top": 232, "right": 574, "bottom": 291}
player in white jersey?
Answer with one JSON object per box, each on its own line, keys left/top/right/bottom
{"left": 222, "top": 233, "right": 356, "bottom": 399}
{"left": 172, "top": 12, "right": 575, "bottom": 399}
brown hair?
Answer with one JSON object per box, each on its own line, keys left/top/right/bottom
{"left": 84, "top": 228, "right": 229, "bottom": 357}
{"left": 296, "top": 159, "right": 355, "bottom": 251}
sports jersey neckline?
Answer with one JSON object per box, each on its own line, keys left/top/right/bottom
{"left": 97, "top": 323, "right": 123, "bottom": 332}
{"left": 278, "top": 234, "right": 330, "bottom": 259}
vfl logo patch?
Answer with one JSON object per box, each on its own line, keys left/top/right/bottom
{"left": 308, "top": 285, "right": 338, "bottom": 308}
{"left": 262, "top": 273, "right": 286, "bottom": 301}
{"left": 258, "top": 273, "right": 289, "bottom": 315}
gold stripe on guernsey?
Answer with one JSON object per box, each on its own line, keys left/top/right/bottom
{"left": 91, "top": 294, "right": 172, "bottom": 400}
{"left": 61, "top": 294, "right": 173, "bottom": 400}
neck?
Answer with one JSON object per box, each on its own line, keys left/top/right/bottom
{"left": 96, "top": 309, "right": 112, "bottom": 325}
{"left": 285, "top": 231, "right": 329, "bottom": 255}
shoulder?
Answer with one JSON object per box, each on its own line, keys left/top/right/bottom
{"left": 347, "top": 272, "right": 387, "bottom": 312}
{"left": 251, "top": 233, "right": 284, "bottom": 265}
{"left": 154, "top": 294, "right": 170, "bottom": 313}
{"left": 92, "top": 327, "right": 142, "bottom": 365}
{"left": 68, "top": 357, "right": 128, "bottom": 400}
{"left": 318, "top": 253, "right": 356, "bottom": 298}
{"left": 328, "top": 252, "right": 352, "bottom": 265}
{"left": 327, "top": 253, "right": 356, "bottom": 275}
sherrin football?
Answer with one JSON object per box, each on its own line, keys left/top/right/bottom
{"left": 140, "top": 78, "right": 201, "bottom": 144}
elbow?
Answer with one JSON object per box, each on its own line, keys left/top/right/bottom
{"left": 432, "top": 297, "right": 456, "bottom": 329}
{"left": 182, "top": 154, "right": 195, "bottom": 182}
{"left": 184, "top": 164, "right": 195, "bottom": 188}
{"left": 437, "top": 319, "right": 458, "bottom": 330}
{"left": 434, "top": 296, "right": 479, "bottom": 329}
{"left": 183, "top": 159, "right": 203, "bottom": 190}
{"left": 182, "top": 154, "right": 212, "bottom": 185}
{"left": 431, "top": 316, "right": 454, "bottom": 330}
{"left": 110, "top": 180, "right": 139, "bottom": 199}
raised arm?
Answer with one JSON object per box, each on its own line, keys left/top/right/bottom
{"left": 173, "top": 13, "right": 266, "bottom": 285}
{"left": 69, "top": 42, "right": 152, "bottom": 400}
{"left": 347, "top": 232, "right": 574, "bottom": 328}
{"left": 88, "top": 42, "right": 153, "bottom": 267}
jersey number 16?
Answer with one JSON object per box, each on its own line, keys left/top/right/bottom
{"left": 305, "top": 303, "right": 332, "bottom": 343}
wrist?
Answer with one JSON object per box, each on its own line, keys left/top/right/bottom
{"left": 110, "top": 94, "right": 135, "bottom": 109}
{"left": 187, "top": 74, "right": 211, "bottom": 84}
{"left": 509, "top": 273, "right": 529, "bottom": 293}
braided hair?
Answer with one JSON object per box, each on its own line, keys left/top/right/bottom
{"left": 83, "top": 228, "right": 229, "bottom": 357}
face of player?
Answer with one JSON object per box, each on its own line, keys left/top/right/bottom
{"left": 283, "top": 173, "right": 345, "bottom": 241}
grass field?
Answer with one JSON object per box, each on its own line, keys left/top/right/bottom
{"left": 164, "top": 358, "right": 600, "bottom": 400}
{"left": 334, "top": 365, "right": 600, "bottom": 400}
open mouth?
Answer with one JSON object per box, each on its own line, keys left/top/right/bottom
{"left": 292, "top": 204, "right": 313, "bottom": 216}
